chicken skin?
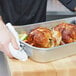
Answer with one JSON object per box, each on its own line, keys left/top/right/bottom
{"left": 27, "top": 27, "right": 61, "bottom": 48}
{"left": 54, "top": 23, "right": 76, "bottom": 44}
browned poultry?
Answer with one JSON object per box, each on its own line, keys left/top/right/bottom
{"left": 26, "top": 27, "right": 61, "bottom": 48}
{"left": 54, "top": 23, "right": 76, "bottom": 44}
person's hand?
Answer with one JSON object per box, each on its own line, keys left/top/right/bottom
{"left": 0, "top": 18, "right": 19, "bottom": 58}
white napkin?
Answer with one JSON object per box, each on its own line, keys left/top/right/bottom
{"left": 6, "top": 23, "right": 28, "bottom": 61}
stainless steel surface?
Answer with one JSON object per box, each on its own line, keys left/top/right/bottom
{"left": 15, "top": 17, "right": 76, "bottom": 62}
{"left": 47, "top": 0, "right": 72, "bottom": 13}
{"left": 47, "top": 0, "right": 76, "bottom": 21}
{"left": 0, "top": 52, "right": 10, "bottom": 76}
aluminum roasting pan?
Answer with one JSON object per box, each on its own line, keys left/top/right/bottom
{"left": 15, "top": 17, "right": 76, "bottom": 62}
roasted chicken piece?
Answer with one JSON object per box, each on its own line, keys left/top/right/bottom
{"left": 26, "top": 27, "right": 62, "bottom": 48}
{"left": 54, "top": 23, "right": 76, "bottom": 44}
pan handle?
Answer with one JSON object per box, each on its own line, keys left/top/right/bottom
{"left": 20, "top": 41, "right": 33, "bottom": 56}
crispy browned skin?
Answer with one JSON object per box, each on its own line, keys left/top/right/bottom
{"left": 27, "top": 27, "right": 56, "bottom": 48}
{"left": 54, "top": 23, "right": 76, "bottom": 44}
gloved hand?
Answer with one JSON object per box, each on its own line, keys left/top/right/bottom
{"left": 6, "top": 23, "right": 28, "bottom": 61}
